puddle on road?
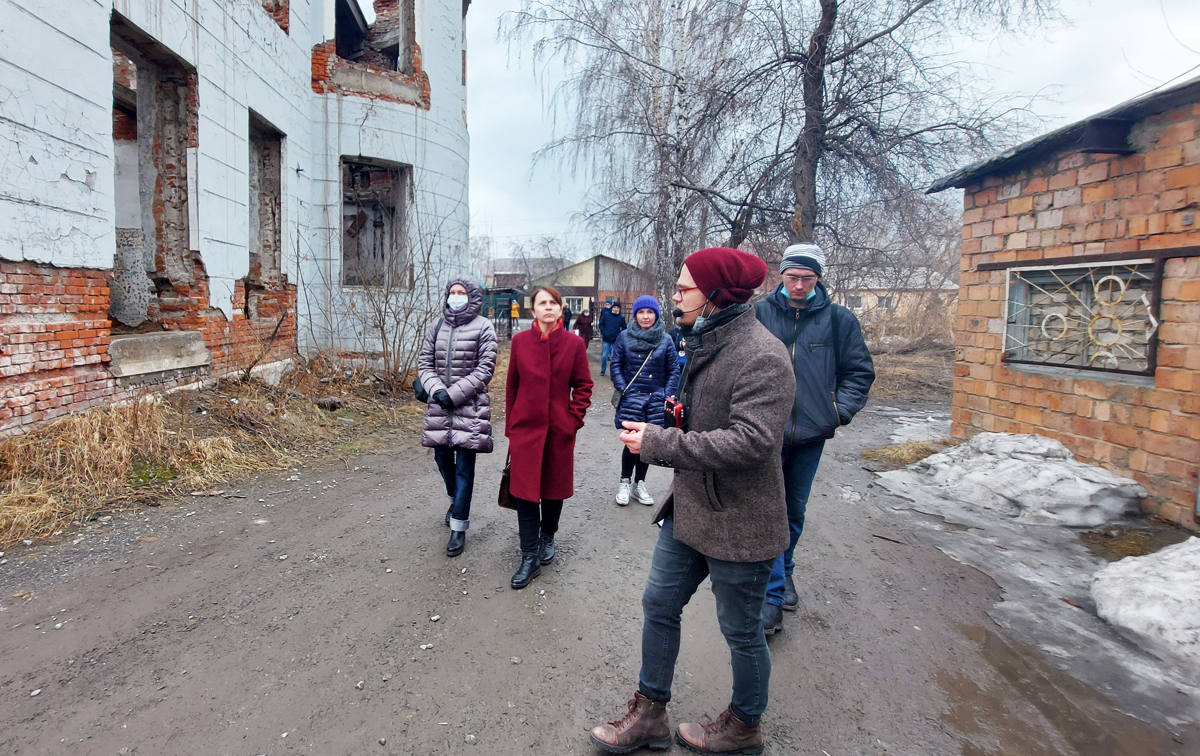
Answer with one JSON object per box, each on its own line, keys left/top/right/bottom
{"left": 939, "top": 624, "right": 1190, "bottom": 756}
{"left": 1078, "top": 523, "right": 1191, "bottom": 562}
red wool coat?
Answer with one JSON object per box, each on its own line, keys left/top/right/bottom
{"left": 505, "top": 322, "right": 594, "bottom": 501}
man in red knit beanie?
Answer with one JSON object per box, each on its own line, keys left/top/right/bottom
{"left": 678, "top": 246, "right": 769, "bottom": 309}
{"left": 590, "top": 247, "right": 794, "bottom": 755}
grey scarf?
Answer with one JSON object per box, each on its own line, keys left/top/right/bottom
{"left": 625, "top": 318, "right": 666, "bottom": 354}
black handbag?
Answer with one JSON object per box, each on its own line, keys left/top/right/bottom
{"left": 497, "top": 453, "right": 516, "bottom": 510}
{"left": 412, "top": 318, "right": 444, "bottom": 402}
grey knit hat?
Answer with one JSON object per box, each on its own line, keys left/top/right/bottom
{"left": 779, "top": 243, "right": 826, "bottom": 276}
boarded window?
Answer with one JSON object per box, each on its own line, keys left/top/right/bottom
{"left": 342, "top": 159, "right": 408, "bottom": 288}
{"left": 1004, "top": 262, "right": 1158, "bottom": 375}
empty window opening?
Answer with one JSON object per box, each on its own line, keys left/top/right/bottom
{"left": 330, "top": 0, "right": 415, "bottom": 74}
{"left": 335, "top": 0, "right": 369, "bottom": 62}
{"left": 111, "top": 47, "right": 147, "bottom": 327}
{"left": 844, "top": 294, "right": 863, "bottom": 310}
{"left": 342, "top": 159, "right": 410, "bottom": 288}
{"left": 109, "top": 14, "right": 199, "bottom": 330}
{"left": 1004, "top": 262, "right": 1158, "bottom": 375}
{"left": 248, "top": 113, "right": 284, "bottom": 319}
{"left": 876, "top": 295, "right": 894, "bottom": 311}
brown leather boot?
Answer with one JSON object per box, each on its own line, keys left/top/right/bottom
{"left": 589, "top": 691, "right": 672, "bottom": 753}
{"left": 676, "top": 706, "right": 763, "bottom": 755}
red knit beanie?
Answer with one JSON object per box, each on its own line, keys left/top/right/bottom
{"left": 682, "top": 247, "right": 768, "bottom": 308}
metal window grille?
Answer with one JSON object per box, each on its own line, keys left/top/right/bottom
{"left": 1004, "top": 261, "right": 1160, "bottom": 375}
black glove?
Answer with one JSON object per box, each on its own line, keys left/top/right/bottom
{"left": 433, "top": 389, "right": 454, "bottom": 410}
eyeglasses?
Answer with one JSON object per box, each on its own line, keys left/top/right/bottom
{"left": 783, "top": 275, "right": 818, "bottom": 285}
{"left": 674, "top": 284, "right": 700, "bottom": 296}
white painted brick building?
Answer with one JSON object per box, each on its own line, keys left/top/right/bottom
{"left": 0, "top": 0, "right": 470, "bottom": 430}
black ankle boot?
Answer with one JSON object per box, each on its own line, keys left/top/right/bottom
{"left": 444, "top": 508, "right": 452, "bottom": 527}
{"left": 446, "top": 530, "right": 466, "bottom": 557}
{"left": 538, "top": 534, "right": 556, "bottom": 565}
{"left": 510, "top": 552, "right": 541, "bottom": 589}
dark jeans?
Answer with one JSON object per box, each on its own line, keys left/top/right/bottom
{"left": 434, "top": 446, "right": 477, "bottom": 530}
{"left": 514, "top": 497, "right": 564, "bottom": 553}
{"left": 621, "top": 447, "right": 649, "bottom": 482}
{"left": 638, "top": 517, "right": 774, "bottom": 723}
{"left": 764, "top": 439, "right": 825, "bottom": 606}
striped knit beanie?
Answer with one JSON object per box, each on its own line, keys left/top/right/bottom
{"left": 779, "top": 243, "right": 826, "bottom": 276}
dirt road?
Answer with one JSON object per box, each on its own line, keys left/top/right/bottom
{"left": 0, "top": 351, "right": 1191, "bottom": 755}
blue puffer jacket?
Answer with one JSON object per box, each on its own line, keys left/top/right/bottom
{"left": 753, "top": 282, "right": 875, "bottom": 445}
{"left": 611, "top": 329, "right": 681, "bottom": 428}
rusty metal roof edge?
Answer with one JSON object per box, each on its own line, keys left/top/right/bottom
{"left": 927, "top": 73, "right": 1200, "bottom": 194}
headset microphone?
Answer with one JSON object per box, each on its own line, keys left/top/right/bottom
{"left": 671, "top": 290, "right": 719, "bottom": 320}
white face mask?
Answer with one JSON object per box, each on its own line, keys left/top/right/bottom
{"left": 447, "top": 294, "right": 469, "bottom": 310}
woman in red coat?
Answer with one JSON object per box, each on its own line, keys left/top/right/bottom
{"left": 505, "top": 286, "right": 594, "bottom": 589}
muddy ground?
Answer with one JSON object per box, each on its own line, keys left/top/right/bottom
{"left": 0, "top": 346, "right": 1193, "bottom": 756}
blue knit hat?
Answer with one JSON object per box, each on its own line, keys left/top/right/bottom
{"left": 632, "top": 294, "right": 662, "bottom": 321}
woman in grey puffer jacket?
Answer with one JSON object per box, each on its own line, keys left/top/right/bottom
{"left": 418, "top": 275, "right": 497, "bottom": 557}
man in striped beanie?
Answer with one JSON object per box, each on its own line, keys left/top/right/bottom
{"left": 754, "top": 242, "right": 875, "bottom": 636}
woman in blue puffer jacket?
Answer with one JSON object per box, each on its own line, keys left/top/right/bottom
{"left": 610, "top": 295, "right": 680, "bottom": 506}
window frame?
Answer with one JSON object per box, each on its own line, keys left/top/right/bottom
{"left": 1001, "top": 259, "right": 1162, "bottom": 377}
{"left": 340, "top": 157, "right": 411, "bottom": 291}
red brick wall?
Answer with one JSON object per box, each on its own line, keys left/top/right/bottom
{"left": 261, "top": 0, "right": 288, "bottom": 33}
{"left": 953, "top": 103, "right": 1200, "bottom": 529}
{"left": 311, "top": 39, "right": 431, "bottom": 109}
{"left": 0, "top": 260, "right": 296, "bottom": 434}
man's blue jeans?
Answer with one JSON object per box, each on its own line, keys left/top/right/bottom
{"left": 601, "top": 339, "right": 615, "bottom": 374}
{"left": 764, "top": 439, "right": 825, "bottom": 607}
{"left": 434, "top": 446, "right": 477, "bottom": 530}
{"left": 638, "top": 517, "right": 774, "bottom": 723}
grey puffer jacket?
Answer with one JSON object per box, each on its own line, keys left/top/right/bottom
{"left": 419, "top": 276, "right": 497, "bottom": 452}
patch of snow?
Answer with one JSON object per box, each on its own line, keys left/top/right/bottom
{"left": 1092, "top": 538, "right": 1200, "bottom": 671}
{"left": 885, "top": 432, "right": 1144, "bottom": 528}
{"left": 889, "top": 414, "right": 952, "bottom": 444}
{"left": 874, "top": 431, "right": 1199, "bottom": 729}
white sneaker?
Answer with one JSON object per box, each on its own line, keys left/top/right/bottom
{"left": 634, "top": 481, "right": 654, "bottom": 506}
{"left": 615, "top": 478, "right": 632, "bottom": 506}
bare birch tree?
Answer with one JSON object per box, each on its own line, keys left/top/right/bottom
{"left": 507, "top": 0, "right": 1055, "bottom": 295}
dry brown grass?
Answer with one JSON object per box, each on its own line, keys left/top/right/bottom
{"left": 871, "top": 348, "right": 954, "bottom": 402}
{"left": 0, "top": 357, "right": 433, "bottom": 548}
{"left": 860, "top": 440, "right": 946, "bottom": 469}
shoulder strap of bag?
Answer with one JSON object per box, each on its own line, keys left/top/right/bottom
{"left": 626, "top": 350, "right": 653, "bottom": 387}
{"left": 830, "top": 305, "right": 842, "bottom": 384}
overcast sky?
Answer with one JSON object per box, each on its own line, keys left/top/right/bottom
{"left": 452, "top": 0, "right": 1200, "bottom": 254}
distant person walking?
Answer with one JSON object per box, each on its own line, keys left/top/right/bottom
{"left": 510, "top": 299, "right": 520, "bottom": 330}
{"left": 562, "top": 303, "right": 573, "bottom": 332}
{"left": 418, "top": 276, "right": 497, "bottom": 558}
{"left": 610, "top": 295, "right": 679, "bottom": 507}
{"left": 598, "top": 302, "right": 627, "bottom": 376}
{"left": 573, "top": 309, "right": 594, "bottom": 350}
{"left": 504, "top": 286, "right": 594, "bottom": 589}
{"left": 754, "top": 243, "right": 874, "bottom": 635}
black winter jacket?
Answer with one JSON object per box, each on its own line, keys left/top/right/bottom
{"left": 753, "top": 283, "right": 874, "bottom": 445}
{"left": 598, "top": 310, "right": 627, "bottom": 342}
